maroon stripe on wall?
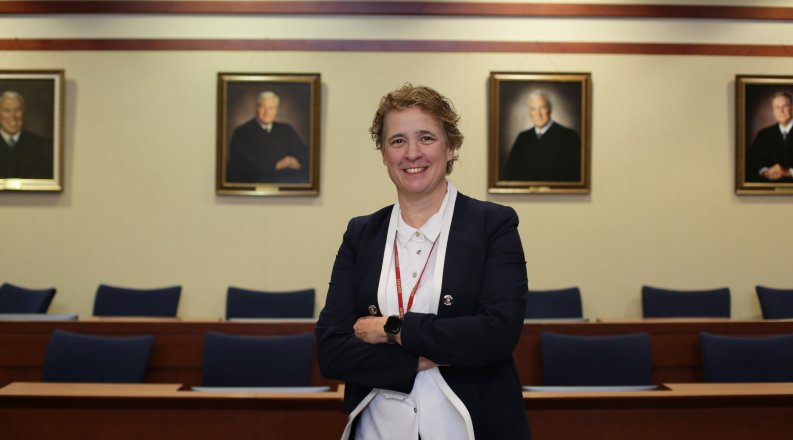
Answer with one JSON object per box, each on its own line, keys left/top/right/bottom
{"left": 0, "top": 2, "right": 791, "bottom": 20}
{"left": 0, "top": 39, "right": 792, "bottom": 57}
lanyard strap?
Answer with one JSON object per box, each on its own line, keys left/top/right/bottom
{"left": 394, "top": 231, "right": 437, "bottom": 318}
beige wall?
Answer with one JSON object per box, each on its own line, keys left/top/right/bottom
{"left": 1, "top": 9, "right": 792, "bottom": 319}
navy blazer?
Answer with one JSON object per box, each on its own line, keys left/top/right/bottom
{"left": 316, "top": 192, "right": 531, "bottom": 439}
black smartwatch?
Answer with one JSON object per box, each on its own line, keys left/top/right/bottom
{"left": 383, "top": 315, "right": 403, "bottom": 344}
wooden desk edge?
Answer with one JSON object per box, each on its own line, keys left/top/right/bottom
{"left": 0, "top": 382, "right": 344, "bottom": 400}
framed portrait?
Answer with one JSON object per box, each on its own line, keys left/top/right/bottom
{"left": 217, "top": 73, "right": 320, "bottom": 196}
{"left": 0, "top": 70, "right": 64, "bottom": 192}
{"left": 736, "top": 75, "right": 793, "bottom": 194}
{"left": 488, "top": 72, "right": 591, "bottom": 194}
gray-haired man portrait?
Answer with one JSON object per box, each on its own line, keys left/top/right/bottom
{"left": 503, "top": 90, "right": 581, "bottom": 182}
{"left": 0, "top": 90, "right": 54, "bottom": 179}
{"left": 226, "top": 91, "right": 309, "bottom": 184}
{"left": 746, "top": 91, "right": 793, "bottom": 182}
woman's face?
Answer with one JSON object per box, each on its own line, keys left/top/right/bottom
{"left": 382, "top": 106, "right": 453, "bottom": 201}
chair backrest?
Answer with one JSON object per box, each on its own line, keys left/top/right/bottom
{"left": 93, "top": 284, "right": 181, "bottom": 317}
{"left": 641, "top": 285, "right": 730, "bottom": 318}
{"left": 41, "top": 329, "right": 155, "bottom": 383}
{"left": 201, "top": 331, "right": 314, "bottom": 387}
{"left": 541, "top": 331, "right": 652, "bottom": 386}
{"left": 0, "top": 283, "right": 56, "bottom": 314}
{"left": 700, "top": 332, "right": 793, "bottom": 382}
{"left": 525, "top": 287, "right": 583, "bottom": 319}
{"left": 226, "top": 287, "right": 315, "bottom": 319}
{"left": 756, "top": 286, "right": 793, "bottom": 320}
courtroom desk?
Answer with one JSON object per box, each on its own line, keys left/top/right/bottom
{"left": 0, "top": 382, "right": 347, "bottom": 440}
{"left": 515, "top": 319, "right": 793, "bottom": 385}
{"left": 4, "top": 382, "right": 793, "bottom": 440}
{"left": 524, "top": 383, "right": 793, "bottom": 440}
{"left": 5, "top": 318, "right": 793, "bottom": 389}
{"left": 0, "top": 318, "right": 337, "bottom": 388}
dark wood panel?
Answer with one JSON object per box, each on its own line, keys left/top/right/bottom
{"left": 3, "top": 383, "right": 793, "bottom": 440}
{"left": 0, "top": 320, "right": 335, "bottom": 388}
{"left": 1, "top": 39, "right": 792, "bottom": 57}
{"left": 4, "top": 318, "right": 793, "bottom": 388}
{"left": 0, "top": 393, "right": 348, "bottom": 439}
{"left": 0, "top": 2, "right": 792, "bottom": 20}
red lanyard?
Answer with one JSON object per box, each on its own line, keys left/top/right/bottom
{"left": 393, "top": 231, "right": 437, "bottom": 318}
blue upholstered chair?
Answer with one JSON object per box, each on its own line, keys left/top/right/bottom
{"left": 541, "top": 332, "right": 653, "bottom": 386}
{"left": 525, "top": 287, "right": 583, "bottom": 319}
{"left": 0, "top": 283, "right": 56, "bottom": 313}
{"left": 226, "top": 287, "right": 315, "bottom": 319}
{"left": 756, "top": 286, "right": 793, "bottom": 320}
{"left": 201, "top": 331, "right": 314, "bottom": 387}
{"left": 641, "top": 285, "right": 730, "bottom": 318}
{"left": 700, "top": 332, "right": 793, "bottom": 382}
{"left": 41, "top": 329, "right": 155, "bottom": 383}
{"left": 93, "top": 284, "right": 181, "bottom": 317}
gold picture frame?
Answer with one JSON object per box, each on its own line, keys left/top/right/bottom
{"left": 488, "top": 72, "right": 591, "bottom": 194}
{"left": 736, "top": 75, "right": 793, "bottom": 194}
{"left": 217, "top": 73, "right": 320, "bottom": 196}
{"left": 0, "top": 70, "right": 64, "bottom": 192}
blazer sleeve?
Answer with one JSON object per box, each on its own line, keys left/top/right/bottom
{"left": 315, "top": 216, "right": 419, "bottom": 393}
{"left": 399, "top": 204, "right": 528, "bottom": 368}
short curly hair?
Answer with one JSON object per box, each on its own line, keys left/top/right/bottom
{"left": 369, "top": 84, "right": 463, "bottom": 174}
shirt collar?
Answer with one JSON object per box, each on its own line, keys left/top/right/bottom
{"left": 396, "top": 181, "right": 450, "bottom": 245}
{"left": 257, "top": 122, "right": 273, "bottom": 132}
{"left": 1, "top": 130, "right": 19, "bottom": 146}
{"left": 534, "top": 120, "right": 555, "bottom": 137}
{"left": 779, "top": 120, "right": 793, "bottom": 134}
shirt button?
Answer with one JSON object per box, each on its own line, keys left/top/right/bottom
{"left": 415, "top": 232, "right": 421, "bottom": 237}
{"left": 413, "top": 407, "right": 417, "bottom": 413}
{"left": 416, "top": 249, "right": 422, "bottom": 255}
{"left": 412, "top": 272, "right": 417, "bottom": 278}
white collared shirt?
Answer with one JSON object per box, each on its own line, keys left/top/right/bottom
{"left": 779, "top": 120, "right": 793, "bottom": 139}
{"left": 354, "top": 182, "right": 472, "bottom": 440}
{"left": 1, "top": 130, "right": 19, "bottom": 147}
{"left": 534, "top": 120, "right": 554, "bottom": 138}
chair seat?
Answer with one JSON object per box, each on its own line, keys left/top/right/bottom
{"left": 756, "top": 286, "right": 793, "bottom": 320}
{"left": 541, "top": 332, "right": 653, "bottom": 386}
{"left": 700, "top": 332, "right": 793, "bottom": 382}
{"left": 642, "top": 285, "right": 730, "bottom": 318}
{"left": 525, "top": 287, "right": 583, "bottom": 319}
{"left": 226, "top": 287, "right": 315, "bottom": 319}
{"left": 93, "top": 284, "right": 181, "bottom": 317}
{"left": 42, "top": 330, "right": 155, "bottom": 383}
{"left": 0, "top": 283, "right": 56, "bottom": 314}
{"left": 202, "top": 331, "right": 314, "bottom": 387}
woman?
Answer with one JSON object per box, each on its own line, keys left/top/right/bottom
{"left": 316, "top": 84, "right": 531, "bottom": 439}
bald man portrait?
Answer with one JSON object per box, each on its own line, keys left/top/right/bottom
{"left": 503, "top": 90, "right": 582, "bottom": 182}
{"left": 0, "top": 90, "right": 54, "bottom": 179}
{"left": 226, "top": 91, "right": 310, "bottom": 184}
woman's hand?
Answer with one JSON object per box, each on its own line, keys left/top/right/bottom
{"left": 417, "top": 356, "right": 438, "bottom": 371}
{"left": 354, "top": 316, "right": 388, "bottom": 344}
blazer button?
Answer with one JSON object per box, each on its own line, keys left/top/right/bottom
{"left": 442, "top": 295, "right": 453, "bottom": 306}
{"left": 368, "top": 305, "right": 379, "bottom": 316}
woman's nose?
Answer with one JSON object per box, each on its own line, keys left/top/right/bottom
{"left": 405, "top": 141, "right": 422, "bottom": 159}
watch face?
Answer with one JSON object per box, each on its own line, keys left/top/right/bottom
{"left": 384, "top": 315, "right": 402, "bottom": 334}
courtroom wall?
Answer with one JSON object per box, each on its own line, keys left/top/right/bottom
{"left": 1, "top": 5, "right": 792, "bottom": 319}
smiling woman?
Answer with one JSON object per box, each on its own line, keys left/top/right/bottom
{"left": 316, "top": 84, "right": 531, "bottom": 439}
